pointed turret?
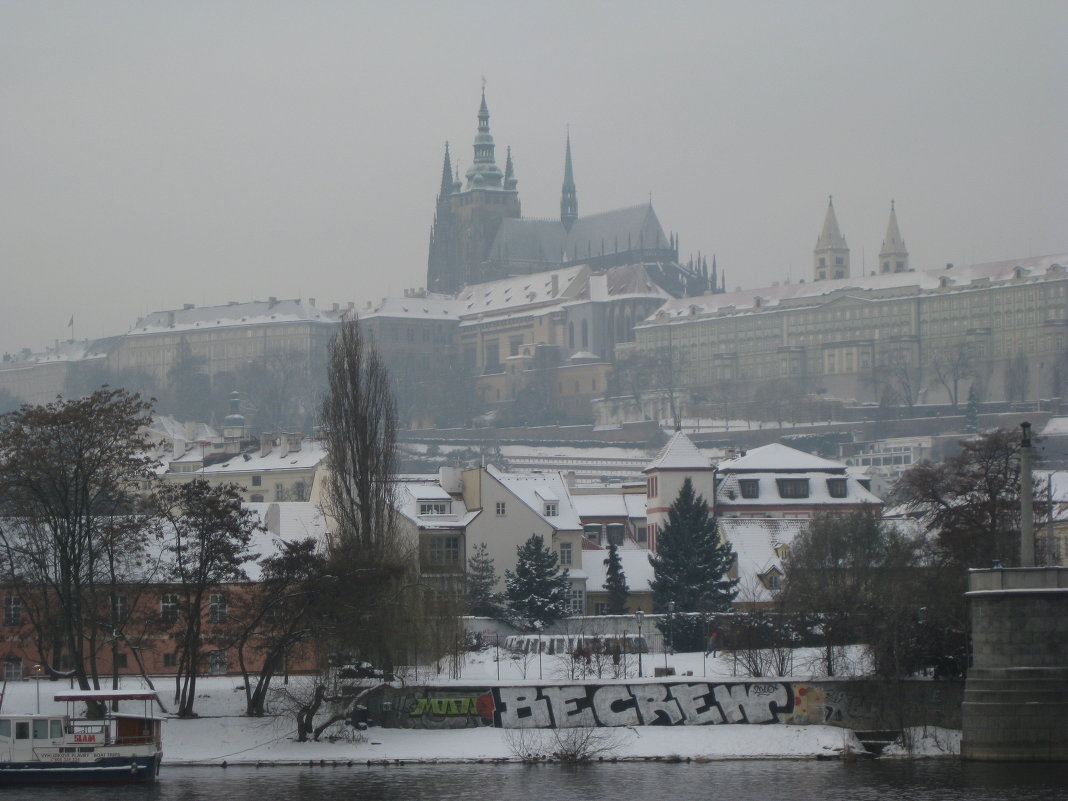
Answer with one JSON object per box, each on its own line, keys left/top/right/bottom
{"left": 813, "top": 195, "right": 850, "bottom": 281}
{"left": 438, "top": 142, "right": 454, "bottom": 198}
{"left": 504, "top": 146, "right": 517, "bottom": 190}
{"left": 465, "top": 88, "right": 504, "bottom": 189}
{"left": 560, "top": 131, "right": 578, "bottom": 232}
{"left": 878, "top": 200, "right": 909, "bottom": 274}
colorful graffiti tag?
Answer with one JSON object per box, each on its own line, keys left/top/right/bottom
{"left": 491, "top": 682, "right": 794, "bottom": 728}
{"left": 371, "top": 680, "right": 961, "bottom": 730}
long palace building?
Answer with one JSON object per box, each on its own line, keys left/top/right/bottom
{"left": 631, "top": 250, "right": 1068, "bottom": 409}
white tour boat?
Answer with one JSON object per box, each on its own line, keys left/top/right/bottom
{"left": 0, "top": 688, "right": 162, "bottom": 784}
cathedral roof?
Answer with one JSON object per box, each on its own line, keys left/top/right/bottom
{"left": 486, "top": 203, "right": 671, "bottom": 270}
{"left": 563, "top": 204, "right": 669, "bottom": 263}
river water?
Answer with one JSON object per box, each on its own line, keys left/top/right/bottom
{"left": 16, "top": 761, "right": 1068, "bottom": 800}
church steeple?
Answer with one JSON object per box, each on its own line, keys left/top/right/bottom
{"left": 878, "top": 200, "right": 909, "bottom": 274}
{"left": 560, "top": 130, "right": 578, "bottom": 231}
{"left": 465, "top": 88, "right": 504, "bottom": 189}
{"left": 813, "top": 195, "right": 850, "bottom": 281}
{"left": 439, "top": 142, "right": 454, "bottom": 198}
{"left": 504, "top": 146, "right": 517, "bottom": 190}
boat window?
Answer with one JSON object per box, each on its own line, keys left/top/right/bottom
{"left": 33, "top": 719, "right": 49, "bottom": 739}
{"left": 15, "top": 721, "right": 30, "bottom": 739}
{"left": 0, "top": 719, "right": 10, "bottom": 738}
{"left": 51, "top": 719, "right": 63, "bottom": 738}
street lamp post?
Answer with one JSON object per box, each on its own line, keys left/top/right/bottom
{"left": 34, "top": 664, "right": 42, "bottom": 713}
{"left": 666, "top": 601, "right": 676, "bottom": 671}
{"left": 634, "top": 610, "right": 645, "bottom": 678}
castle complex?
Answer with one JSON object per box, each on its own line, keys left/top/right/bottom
{"left": 426, "top": 90, "right": 713, "bottom": 298}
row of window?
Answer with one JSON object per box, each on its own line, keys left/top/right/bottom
{"left": 731, "top": 477, "right": 849, "bottom": 500}
{"left": 1, "top": 650, "right": 227, "bottom": 680}
{"left": 3, "top": 594, "right": 229, "bottom": 626}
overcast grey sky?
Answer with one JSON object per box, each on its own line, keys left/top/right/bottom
{"left": 2, "top": 0, "right": 1066, "bottom": 354}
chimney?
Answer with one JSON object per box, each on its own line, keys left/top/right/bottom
{"left": 183, "top": 303, "right": 195, "bottom": 310}
{"left": 332, "top": 302, "right": 340, "bottom": 312}
{"left": 260, "top": 432, "right": 272, "bottom": 458}
{"left": 287, "top": 433, "right": 302, "bottom": 454}
{"left": 439, "top": 466, "right": 463, "bottom": 494}
{"left": 551, "top": 274, "right": 559, "bottom": 296}
{"left": 280, "top": 433, "right": 290, "bottom": 459}
{"left": 173, "top": 437, "right": 186, "bottom": 462}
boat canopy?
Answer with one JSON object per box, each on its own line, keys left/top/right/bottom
{"left": 53, "top": 690, "right": 160, "bottom": 702}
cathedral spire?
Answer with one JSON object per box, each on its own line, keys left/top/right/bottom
{"left": 504, "top": 146, "right": 517, "bottom": 190}
{"left": 438, "top": 142, "right": 454, "bottom": 199}
{"left": 813, "top": 195, "right": 850, "bottom": 281}
{"left": 878, "top": 199, "right": 909, "bottom": 274}
{"left": 465, "top": 87, "right": 503, "bottom": 189}
{"left": 560, "top": 129, "right": 578, "bottom": 231}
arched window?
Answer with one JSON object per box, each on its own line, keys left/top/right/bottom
{"left": 581, "top": 320, "right": 588, "bottom": 348}
{"left": 568, "top": 322, "right": 574, "bottom": 349}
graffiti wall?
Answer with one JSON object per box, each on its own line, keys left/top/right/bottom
{"left": 367, "top": 680, "right": 961, "bottom": 730}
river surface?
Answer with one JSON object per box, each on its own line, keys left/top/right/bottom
{"left": 16, "top": 761, "right": 1068, "bottom": 800}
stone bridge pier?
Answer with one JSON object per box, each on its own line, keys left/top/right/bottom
{"left": 962, "top": 567, "right": 1068, "bottom": 761}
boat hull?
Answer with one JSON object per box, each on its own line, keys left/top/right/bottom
{"left": 0, "top": 752, "right": 161, "bottom": 784}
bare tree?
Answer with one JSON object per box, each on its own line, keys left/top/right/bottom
{"left": 158, "top": 479, "right": 260, "bottom": 717}
{"left": 928, "top": 342, "right": 973, "bottom": 410}
{"left": 0, "top": 389, "right": 157, "bottom": 712}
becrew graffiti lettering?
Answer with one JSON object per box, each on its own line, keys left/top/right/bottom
{"left": 490, "top": 682, "right": 794, "bottom": 728}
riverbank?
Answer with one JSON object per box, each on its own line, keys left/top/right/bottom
{"left": 1, "top": 674, "right": 960, "bottom": 765}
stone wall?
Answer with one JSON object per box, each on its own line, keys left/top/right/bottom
{"left": 366, "top": 679, "right": 961, "bottom": 731}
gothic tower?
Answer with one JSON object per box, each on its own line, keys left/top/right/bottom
{"left": 426, "top": 90, "right": 522, "bottom": 293}
{"left": 878, "top": 200, "right": 909, "bottom": 274}
{"left": 560, "top": 131, "right": 577, "bottom": 231}
{"left": 451, "top": 89, "right": 521, "bottom": 288}
{"left": 427, "top": 142, "right": 458, "bottom": 293}
{"left": 813, "top": 195, "right": 850, "bottom": 281}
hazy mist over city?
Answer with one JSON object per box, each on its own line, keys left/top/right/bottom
{"left": 2, "top": 0, "right": 1066, "bottom": 354}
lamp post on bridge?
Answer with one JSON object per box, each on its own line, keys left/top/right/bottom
{"left": 634, "top": 610, "right": 645, "bottom": 678}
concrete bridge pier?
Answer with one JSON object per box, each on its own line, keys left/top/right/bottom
{"left": 962, "top": 567, "right": 1068, "bottom": 761}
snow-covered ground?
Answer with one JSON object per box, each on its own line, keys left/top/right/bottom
{"left": 0, "top": 647, "right": 956, "bottom": 766}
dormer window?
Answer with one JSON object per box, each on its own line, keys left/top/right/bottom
{"left": 826, "top": 478, "right": 847, "bottom": 498}
{"left": 739, "top": 479, "right": 760, "bottom": 499}
{"left": 776, "top": 478, "right": 810, "bottom": 499}
{"left": 419, "top": 502, "right": 450, "bottom": 516}
{"left": 545, "top": 502, "right": 558, "bottom": 517}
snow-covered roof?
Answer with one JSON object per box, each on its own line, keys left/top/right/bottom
{"left": 644, "top": 430, "right": 712, "bottom": 472}
{"left": 582, "top": 546, "right": 656, "bottom": 593}
{"left": 641, "top": 253, "right": 1068, "bottom": 325}
{"left": 485, "top": 465, "right": 583, "bottom": 530}
{"left": 456, "top": 265, "right": 587, "bottom": 317}
{"left": 193, "top": 440, "right": 327, "bottom": 475}
{"left": 360, "top": 295, "right": 465, "bottom": 321}
{"left": 716, "top": 472, "right": 882, "bottom": 507}
{"left": 242, "top": 502, "right": 331, "bottom": 580}
{"left": 393, "top": 481, "right": 480, "bottom": 530}
{"left": 718, "top": 517, "right": 808, "bottom": 604}
{"left": 1042, "top": 417, "right": 1068, "bottom": 437}
{"left": 571, "top": 492, "right": 647, "bottom": 520}
{"left": 717, "top": 443, "right": 845, "bottom": 473}
{"left": 129, "top": 299, "right": 335, "bottom": 336}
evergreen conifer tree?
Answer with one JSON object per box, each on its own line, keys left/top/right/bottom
{"left": 504, "top": 534, "right": 572, "bottom": 630}
{"left": 466, "top": 542, "right": 503, "bottom": 617}
{"left": 649, "top": 478, "right": 738, "bottom": 649}
{"left": 964, "top": 385, "right": 980, "bottom": 433}
{"left": 603, "top": 542, "right": 630, "bottom": 614}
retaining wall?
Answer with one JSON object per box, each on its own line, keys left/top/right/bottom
{"left": 365, "top": 678, "right": 961, "bottom": 731}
